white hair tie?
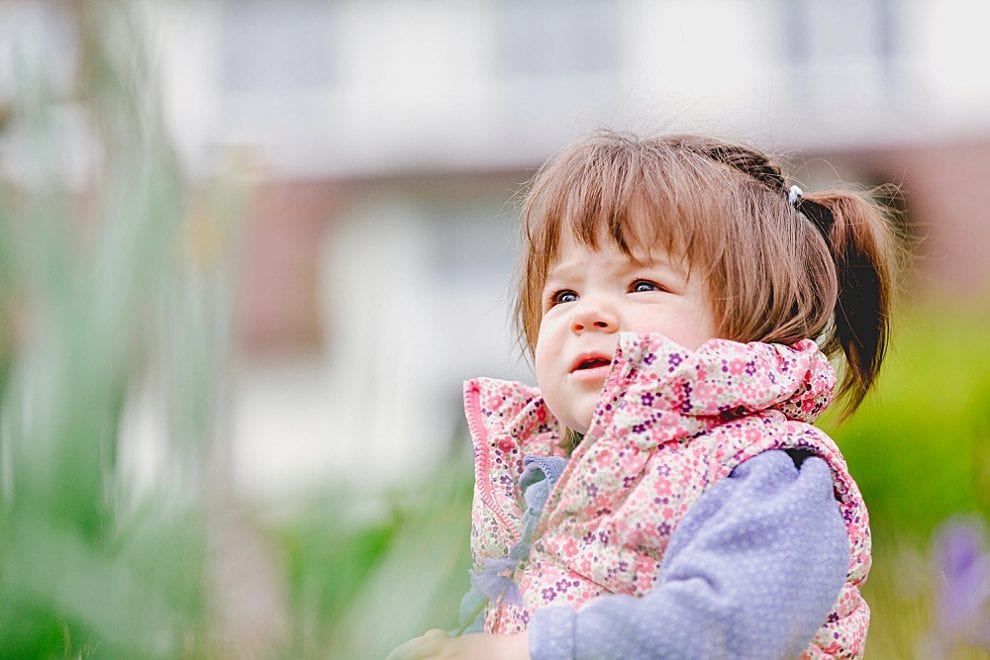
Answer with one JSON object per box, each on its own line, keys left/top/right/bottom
{"left": 788, "top": 184, "right": 803, "bottom": 207}
{"left": 787, "top": 184, "right": 834, "bottom": 240}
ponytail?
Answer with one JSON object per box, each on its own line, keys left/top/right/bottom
{"left": 805, "top": 189, "right": 900, "bottom": 415}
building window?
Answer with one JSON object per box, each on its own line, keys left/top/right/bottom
{"left": 220, "top": 1, "right": 339, "bottom": 93}
{"left": 781, "top": 0, "right": 901, "bottom": 101}
{"left": 493, "top": 0, "right": 620, "bottom": 79}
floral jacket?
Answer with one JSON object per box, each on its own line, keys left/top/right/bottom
{"left": 464, "top": 333, "right": 871, "bottom": 658}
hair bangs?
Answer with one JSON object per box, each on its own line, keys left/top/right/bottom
{"left": 536, "top": 137, "right": 731, "bottom": 273}
{"left": 516, "top": 133, "right": 741, "bottom": 352}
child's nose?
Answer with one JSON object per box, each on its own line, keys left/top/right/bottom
{"left": 570, "top": 299, "right": 618, "bottom": 334}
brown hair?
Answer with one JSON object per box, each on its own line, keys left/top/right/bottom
{"left": 514, "top": 131, "right": 900, "bottom": 416}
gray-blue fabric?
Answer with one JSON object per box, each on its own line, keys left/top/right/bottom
{"left": 523, "top": 449, "right": 850, "bottom": 660}
{"left": 521, "top": 455, "right": 569, "bottom": 514}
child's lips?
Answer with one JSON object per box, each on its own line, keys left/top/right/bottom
{"left": 569, "top": 363, "right": 612, "bottom": 382}
{"left": 569, "top": 353, "right": 612, "bottom": 377}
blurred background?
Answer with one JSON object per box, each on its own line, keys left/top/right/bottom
{"left": 1, "top": 0, "right": 989, "bottom": 657}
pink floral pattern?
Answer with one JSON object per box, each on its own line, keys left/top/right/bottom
{"left": 464, "top": 333, "right": 871, "bottom": 659}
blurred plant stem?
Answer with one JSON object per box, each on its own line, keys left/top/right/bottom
{"left": 0, "top": 1, "right": 267, "bottom": 656}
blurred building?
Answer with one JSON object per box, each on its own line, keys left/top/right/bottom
{"left": 2, "top": 0, "right": 990, "bottom": 503}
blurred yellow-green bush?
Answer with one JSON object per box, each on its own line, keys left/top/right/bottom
{"left": 828, "top": 306, "right": 990, "bottom": 542}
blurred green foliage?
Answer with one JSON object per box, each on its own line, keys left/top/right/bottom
{"left": 271, "top": 463, "right": 475, "bottom": 659}
{"left": 0, "top": 2, "right": 218, "bottom": 656}
{"left": 2, "top": 2, "right": 988, "bottom": 657}
{"left": 824, "top": 305, "right": 990, "bottom": 542}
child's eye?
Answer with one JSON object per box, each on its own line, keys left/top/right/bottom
{"left": 549, "top": 289, "right": 578, "bottom": 306}
{"left": 630, "top": 280, "right": 662, "bottom": 293}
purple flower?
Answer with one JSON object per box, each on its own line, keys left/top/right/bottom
{"left": 924, "top": 517, "right": 990, "bottom": 655}
{"left": 936, "top": 520, "right": 990, "bottom": 627}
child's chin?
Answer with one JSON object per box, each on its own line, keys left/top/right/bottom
{"left": 570, "top": 415, "right": 592, "bottom": 436}
{"left": 558, "top": 413, "right": 591, "bottom": 437}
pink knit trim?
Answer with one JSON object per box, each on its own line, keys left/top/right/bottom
{"left": 464, "top": 379, "right": 522, "bottom": 544}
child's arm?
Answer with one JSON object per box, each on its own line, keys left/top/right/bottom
{"left": 527, "top": 449, "right": 849, "bottom": 659}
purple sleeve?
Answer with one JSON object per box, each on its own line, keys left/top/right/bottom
{"left": 527, "top": 450, "right": 850, "bottom": 660}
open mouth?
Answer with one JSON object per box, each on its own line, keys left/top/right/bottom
{"left": 571, "top": 356, "right": 612, "bottom": 373}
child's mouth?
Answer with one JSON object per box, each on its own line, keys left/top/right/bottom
{"left": 570, "top": 354, "right": 613, "bottom": 374}
{"left": 576, "top": 358, "right": 611, "bottom": 371}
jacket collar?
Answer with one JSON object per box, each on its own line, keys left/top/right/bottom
{"left": 599, "top": 332, "right": 835, "bottom": 423}
{"left": 467, "top": 333, "right": 835, "bottom": 454}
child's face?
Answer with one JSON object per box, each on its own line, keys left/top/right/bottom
{"left": 534, "top": 229, "right": 717, "bottom": 434}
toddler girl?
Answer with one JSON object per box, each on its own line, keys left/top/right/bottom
{"left": 389, "top": 132, "right": 897, "bottom": 659}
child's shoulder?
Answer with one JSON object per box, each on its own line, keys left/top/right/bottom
{"left": 711, "top": 412, "right": 848, "bottom": 479}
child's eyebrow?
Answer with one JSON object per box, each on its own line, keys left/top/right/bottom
{"left": 544, "top": 260, "right": 581, "bottom": 284}
{"left": 629, "top": 246, "right": 693, "bottom": 277}
{"left": 544, "top": 252, "right": 685, "bottom": 286}
{"left": 629, "top": 254, "right": 679, "bottom": 272}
